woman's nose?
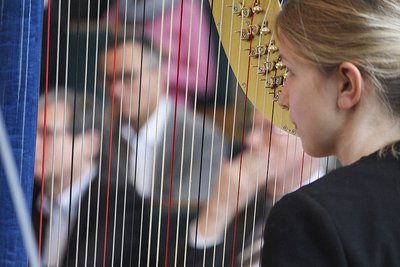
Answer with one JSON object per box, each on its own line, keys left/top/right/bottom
{"left": 278, "top": 86, "right": 289, "bottom": 110}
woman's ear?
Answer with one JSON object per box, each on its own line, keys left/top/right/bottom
{"left": 336, "top": 62, "right": 363, "bottom": 110}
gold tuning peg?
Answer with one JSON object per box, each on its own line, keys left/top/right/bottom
{"left": 260, "top": 27, "right": 271, "bottom": 35}
{"left": 275, "top": 61, "right": 286, "bottom": 70}
{"left": 252, "top": 5, "right": 263, "bottom": 14}
{"left": 268, "top": 44, "right": 279, "bottom": 53}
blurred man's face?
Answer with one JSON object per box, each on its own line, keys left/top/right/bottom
{"left": 34, "top": 101, "right": 74, "bottom": 192}
{"left": 102, "top": 42, "right": 160, "bottom": 130}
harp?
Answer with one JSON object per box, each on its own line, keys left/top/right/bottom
{"left": 1, "top": 0, "right": 335, "bottom": 266}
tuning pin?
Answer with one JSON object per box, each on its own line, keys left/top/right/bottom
{"left": 274, "top": 76, "right": 285, "bottom": 87}
{"left": 249, "top": 25, "right": 260, "bottom": 36}
{"left": 257, "top": 45, "right": 267, "bottom": 56}
{"left": 257, "top": 66, "right": 266, "bottom": 74}
{"left": 265, "top": 75, "right": 285, "bottom": 88}
{"left": 229, "top": 4, "right": 241, "bottom": 15}
{"left": 248, "top": 47, "right": 258, "bottom": 57}
{"left": 266, "top": 61, "right": 276, "bottom": 72}
{"left": 237, "top": 29, "right": 251, "bottom": 40}
{"left": 265, "top": 77, "right": 275, "bottom": 88}
{"left": 272, "top": 93, "right": 279, "bottom": 101}
{"left": 241, "top": 7, "right": 253, "bottom": 17}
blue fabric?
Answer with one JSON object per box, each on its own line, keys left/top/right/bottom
{"left": 0, "top": 0, "right": 42, "bottom": 266}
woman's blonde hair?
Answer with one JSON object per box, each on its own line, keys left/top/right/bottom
{"left": 275, "top": 0, "right": 400, "bottom": 118}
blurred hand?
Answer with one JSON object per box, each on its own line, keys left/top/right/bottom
{"left": 195, "top": 114, "right": 322, "bottom": 241}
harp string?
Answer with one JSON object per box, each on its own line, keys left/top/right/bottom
{"left": 217, "top": 0, "right": 245, "bottom": 264}
{"left": 36, "top": 0, "right": 334, "bottom": 266}
{"left": 37, "top": 0, "right": 53, "bottom": 260}
{"left": 84, "top": 0, "right": 107, "bottom": 263}
{"left": 195, "top": 0, "right": 232, "bottom": 265}
{"left": 144, "top": 0, "right": 167, "bottom": 265}
{"left": 136, "top": 1, "right": 156, "bottom": 266}
{"left": 102, "top": 0, "right": 119, "bottom": 265}
{"left": 173, "top": 0, "right": 197, "bottom": 265}
{"left": 112, "top": 0, "right": 136, "bottom": 264}
{"left": 154, "top": 0, "right": 176, "bottom": 264}
{"left": 72, "top": 0, "right": 96, "bottom": 264}
{"left": 156, "top": 1, "right": 172, "bottom": 266}
{"left": 52, "top": 0, "right": 67, "bottom": 263}
{"left": 119, "top": 1, "right": 138, "bottom": 266}
{"left": 94, "top": 0, "right": 113, "bottom": 263}
{"left": 190, "top": 0, "right": 215, "bottom": 264}
{"left": 230, "top": 0, "right": 270, "bottom": 264}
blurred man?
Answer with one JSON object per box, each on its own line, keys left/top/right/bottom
{"left": 99, "top": 36, "right": 225, "bottom": 266}
{"left": 32, "top": 88, "right": 143, "bottom": 266}
{"left": 100, "top": 36, "right": 224, "bottom": 205}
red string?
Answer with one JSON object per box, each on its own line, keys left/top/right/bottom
{"left": 164, "top": 0, "right": 185, "bottom": 266}
{"left": 102, "top": 2, "right": 119, "bottom": 266}
{"left": 38, "top": 0, "right": 52, "bottom": 263}
{"left": 231, "top": 2, "right": 258, "bottom": 265}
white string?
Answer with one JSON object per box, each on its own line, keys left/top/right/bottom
{"left": 136, "top": 0, "right": 158, "bottom": 265}
{"left": 219, "top": 0, "right": 250, "bottom": 264}
{"left": 109, "top": 1, "right": 131, "bottom": 264}
{"left": 93, "top": 0, "right": 112, "bottom": 262}
{"left": 173, "top": 0, "right": 195, "bottom": 265}
{"left": 51, "top": 0, "right": 66, "bottom": 264}
{"left": 72, "top": 0, "right": 93, "bottom": 265}
{"left": 130, "top": 0, "right": 148, "bottom": 266}
{"left": 139, "top": 7, "right": 153, "bottom": 263}
{"left": 182, "top": 0, "right": 209, "bottom": 266}
{"left": 235, "top": 2, "right": 275, "bottom": 265}
{"left": 59, "top": 11, "right": 73, "bottom": 267}
{"left": 146, "top": 0, "right": 167, "bottom": 265}
{"left": 197, "top": 0, "right": 228, "bottom": 266}
{"left": 181, "top": 0, "right": 212, "bottom": 265}
{"left": 82, "top": 0, "right": 104, "bottom": 263}
{"left": 205, "top": 0, "right": 237, "bottom": 265}
{"left": 153, "top": 0, "right": 177, "bottom": 264}
{"left": 119, "top": 1, "right": 139, "bottom": 266}
{"left": 194, "top": 1, "right": 233, "bottom": 266}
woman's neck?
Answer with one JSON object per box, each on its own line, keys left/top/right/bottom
{"left": 336, "top": 116, "right": 400, "bottom": 165}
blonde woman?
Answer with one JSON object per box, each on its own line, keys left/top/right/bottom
{"left": 262, "top": 0, "right": 400, "bottom": 266}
